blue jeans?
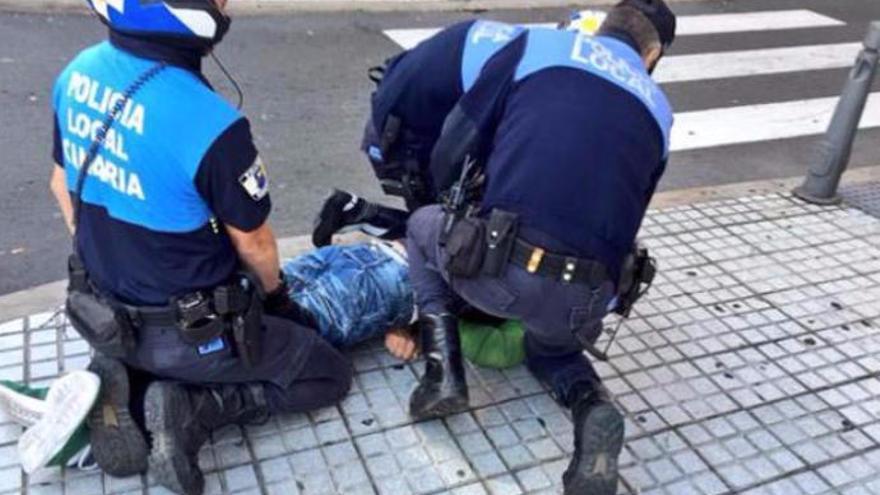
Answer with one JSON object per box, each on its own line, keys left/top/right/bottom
{"left": 282, "top": 243, "right": 415, "bottom": 348}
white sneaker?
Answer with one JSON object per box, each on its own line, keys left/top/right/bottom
{"left": 0, "top": 380, "right": 48, "bottom": 427}
{"left": 18, "top": 371, "right": 100, "bottom": 474}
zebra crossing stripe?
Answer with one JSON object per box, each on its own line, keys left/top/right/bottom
{"left": 383, "top": 34, "right": 861, "bottom": 85}
{"left": 655, "top": 42, "right": 862, "bottom": 84}
{"left": 383, "top": 28, "right": 439, "bottom": 50}
{"left": 671, "top": 93, "right": 880, "bottom": 152}
{"left": 383, "top": 9, "right": 872, "bottom": 152}
{"left": 675, "top": 9, "right": 844, "bottom": 36}
{"left": 383, "top": 10, "right": 845, "bottom": 49}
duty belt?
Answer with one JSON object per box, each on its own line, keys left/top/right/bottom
{"left": 509, "top": 238, "right": 608, "bottom": 286}
{"left": 121, "top": 291, "right": 319, "bottom": 333}
{"left": 123, "top": 304, "right": 177, "bottom": 328}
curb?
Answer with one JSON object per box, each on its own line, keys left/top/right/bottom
{"left": 650, "top": 165, "right": 880, "bottom": 209}
{"left": 1, "top": 165, "right": 878, "bottom": 324}
{"left": 0, "top": 0, "right": 710, "bottom": 15}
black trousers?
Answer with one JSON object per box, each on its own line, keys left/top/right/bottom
{"left": 123, "top": 315, "right": 352, "bottom": 414}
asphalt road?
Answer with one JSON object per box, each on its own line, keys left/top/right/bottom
{"left": 0, "top": 0, "right": 879, "bottom": 295}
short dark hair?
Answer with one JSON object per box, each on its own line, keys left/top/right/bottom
{"left": 598, "top": 5, "right": 662, "bottom": 57}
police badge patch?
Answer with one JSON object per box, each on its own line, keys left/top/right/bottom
{"left": 239, "top": 157, "right": 270, "bottom": 201}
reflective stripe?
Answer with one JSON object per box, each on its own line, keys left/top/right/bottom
{"left": 460, "top": 21, "right": 525, "bottom": 91}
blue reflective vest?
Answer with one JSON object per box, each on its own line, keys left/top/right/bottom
{"left": 53, "top": 41, "right": 241, "bottom": 233}
{"left": 53, "top": 41, "right": 245, "bottom": 304}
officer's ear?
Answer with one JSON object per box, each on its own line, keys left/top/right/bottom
{"left": 642, "top": 44, "right": 663, "bottom": 74}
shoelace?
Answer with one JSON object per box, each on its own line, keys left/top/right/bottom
{"left": 69, "top": 445, "right": 98, "bottom": 472}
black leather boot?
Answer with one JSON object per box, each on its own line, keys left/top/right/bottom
{"left": 409, "top": 313, "right": 469, "bottom": 420}
{"left": 145, "top": 382, "right": 268, "bottom": 495}
{"left": 86, "top": 355, "right": 149, "bottom": 477}
{"left": 563, "top": 386, "right": 624, "bottom": 495}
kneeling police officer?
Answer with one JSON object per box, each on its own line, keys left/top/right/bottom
{"left": 312, "top": 18, "right": 524, "bottom": 246}
{"left": 312, "top": 14, "right": 605, "bottom": 246}
{"left": 49, "top": 1, "right": 351, "bottom": 493}
{"left": 404, "top": 1, "right": 675, "bottom": 494}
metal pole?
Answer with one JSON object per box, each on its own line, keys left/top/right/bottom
{"left": 793, "top": 21, "right": 880, "bottom": 205}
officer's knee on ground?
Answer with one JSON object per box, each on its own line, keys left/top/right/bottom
{"left": 324, "top": 347, "right": 354, "bottom": 404}
{"left": 302, "top": 342, "right": 353, "bottom": 410}
{"left": 263, "top": 340, "right": 353, "bottom": 414}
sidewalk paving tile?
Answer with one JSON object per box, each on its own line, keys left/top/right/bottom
{"left": 2, "top": 191, "right": 880, "bottom": 494}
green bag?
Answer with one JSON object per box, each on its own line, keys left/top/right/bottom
{"left": 459, "top": 319, "right": 526, "bottom": 369}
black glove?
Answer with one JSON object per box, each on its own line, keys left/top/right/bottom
{"left": 263, "top": 275, "right": 317, "bottom": 327}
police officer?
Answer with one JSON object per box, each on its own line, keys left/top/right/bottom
{"left": 311, "top": 18, "right": 529, "bottom": 246}
{"left": 49, "top": 1, "right": 351, "bottom": 493}
{"left": 403, "top": 1, "right": 676, "bottom": 494}
{"left": 312, "top": 14, "right": 609, "bottom": 247}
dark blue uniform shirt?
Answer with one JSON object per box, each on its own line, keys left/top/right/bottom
{"left": 440, "top": 29, "right": 673, "bottom": 283}
{"left": 52, "top": 33, "right": 270, "bottom": 306}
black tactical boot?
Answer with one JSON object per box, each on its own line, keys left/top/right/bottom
{"left": 311, "top": 189, "right": 408, "bottom": 246}
{"left": 86, "top": 355, "right": 149, "bottom": 477}
{"left": 409, "top": 314, "right": 469, "bottom": 420}
{"left": 145, "top": 382, "right": 268, "bottom": 495}
{"left": 563, "top": 386, "right": 624, "bottom": 495}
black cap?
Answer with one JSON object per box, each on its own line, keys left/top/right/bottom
{"left": 619, "top": 0, "right": 677, "bottom": 49}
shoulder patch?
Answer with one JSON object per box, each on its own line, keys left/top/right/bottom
{"left": 239, "top": 157, "right": 269, "bottom": 201}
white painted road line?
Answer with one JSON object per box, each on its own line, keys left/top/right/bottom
{"left": 675, "top": 9, "right": 844, "bottom": 36}
{"left": 383, "top": 10, "right": 845, "bottom": 49}
{"left": 670, "top": 92, "right": 880, "bottom": 152}
{"left": 380, "top": 38, "right": 862, "bottom": 84}
{"left": 384, "top": 28, "right": 440, "bottom": 50}
{"left": 382, "top": 9, "right": 873, "bottom": 154}
{"left": 654, "top": 42, "right": 862, "bottom": 83}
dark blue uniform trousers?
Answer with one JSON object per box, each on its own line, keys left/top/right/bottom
{"left": 124, "top": 315, "right": 352, "bottom": 414}
{"left": 407, "top": 205, "right": 615, "bottom": 407}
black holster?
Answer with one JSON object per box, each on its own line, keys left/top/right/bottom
{"left": 228, "top": 277, "right": 264, "bottom": 369}
{"left": 65, "top": 255, "right": 136, "bottom": 359}
{"left": 481, "top": 209, "right": 519, "bottom": 277}
{"left": 443, "top": 214, "right": 486, "bottom": 278}
{"left": 199, "top": 274, "right": 264, "bottom": 369}
{"left": 613, "top": 245, "right": 656, "bottom": 317}
{"left": 443, "top": 209, "right": 519, "bottom": 279}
